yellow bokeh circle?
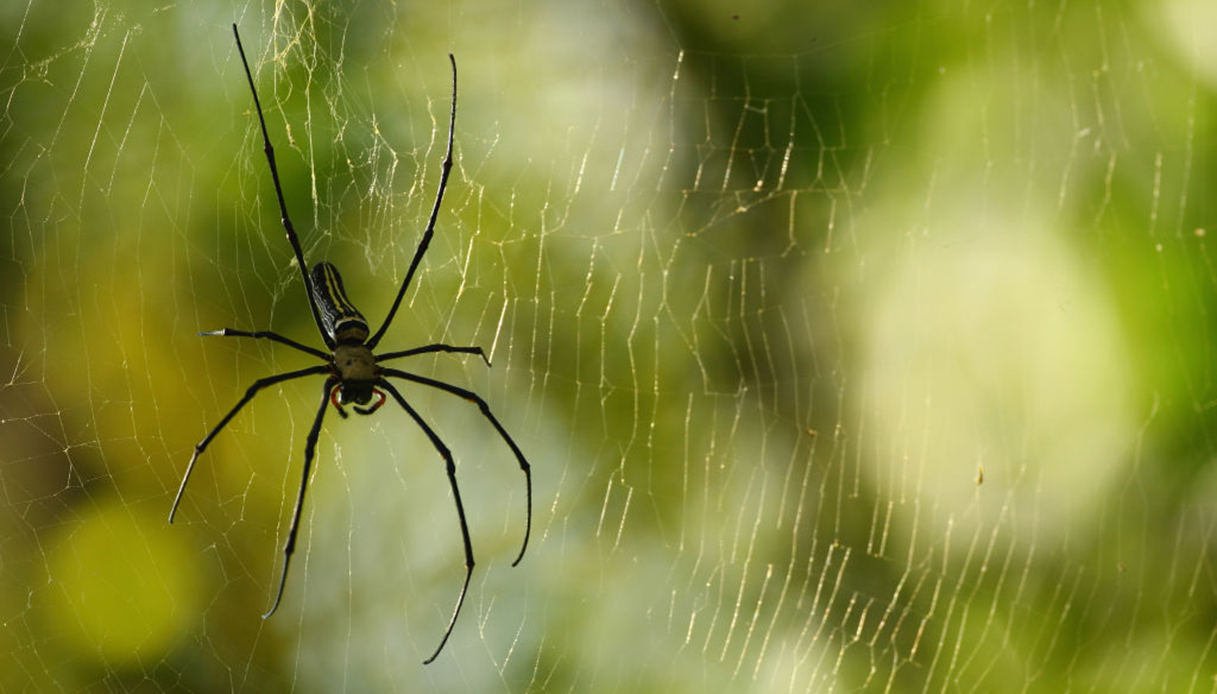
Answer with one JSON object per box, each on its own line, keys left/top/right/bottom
{"left": 42, "top": 498, "right": 201, "bottom": 666}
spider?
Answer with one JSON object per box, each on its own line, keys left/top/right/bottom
{"left": 168, "top": 24, "right": 532, "bottom": 665}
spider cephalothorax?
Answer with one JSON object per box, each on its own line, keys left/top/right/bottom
{"left": 168, "top": 24, "right": 532, "bottom": 665}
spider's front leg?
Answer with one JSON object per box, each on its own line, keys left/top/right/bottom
{"left": 380, "top": 367, "right": 532, "bottom": 567}
{"left": 263, "top": 376, "right": 337, "bottom": 618}
{"left": 169, "top": 364, "right": 331, "bottom": 524}
{"left": 378, "top": 380, "right": 474, "bottom": 664}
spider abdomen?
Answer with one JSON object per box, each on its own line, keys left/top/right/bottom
{"left": 310, "top": 261, "right": 369, "bottom": 344}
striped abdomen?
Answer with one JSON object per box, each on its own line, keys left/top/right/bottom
{"left": 310, "top": 262, "right": 369, "bottom": 345}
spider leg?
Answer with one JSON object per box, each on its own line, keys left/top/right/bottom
{"left": 380, "top": 367, "right": 531, "bottom": 566}
{"left": 263, "top": 376, "right": 337, "bottom": 619}
{"left": 232, "top": 24, "right": 334, "bottom": 350}
{"left": 378, "top": 380, "right": 474, "bottom": 665}
{"left": 366, "top": 54, "right": 457, "bottom": 350}
{"left": 201, "top": 328, "right": 329, "bottom": 360}
{"left": 375, "top": 343, "right": 490, "bottom": 367}
{"left": 169, "top": 364, "right": 331, "bottom": 524}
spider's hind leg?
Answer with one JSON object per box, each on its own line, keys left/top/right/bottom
{"left": 379, "top": 367, "right": 532, "bottom": 566}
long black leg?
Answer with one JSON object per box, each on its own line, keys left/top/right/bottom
{"left": 169, "top": 364, "right": 331, "bottom": 523}
{"left": 375, "top": 343, "right": 489, "bottom": 366}
{"left": 366, "top": 54, "right": 457, "bottom": 350}
{"left": 232, "top": 24, "right": 333, "bottom": 349}
{"left": 201, "top": 328, "right": 329, "bottom": 360}
{"left": 378, "top": 380, "right": 474, "bottom": 664}
{"left": 263, "top": 377, "right": 336, "bottom": 619}
{"left": 380, "top": 367, "right": 531, "bottom": 566}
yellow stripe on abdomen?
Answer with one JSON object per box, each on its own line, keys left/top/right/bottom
{"left": 310, "top": 262, "right": 369, "bottom": 343}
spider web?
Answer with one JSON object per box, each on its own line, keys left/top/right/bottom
{"left": 2, "top": 0, "right": 1216, "bottom": 691}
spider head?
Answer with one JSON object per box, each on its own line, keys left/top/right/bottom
{"left": 330, "top": 344, "right": 383, "bottom": 417}
{"left": 330, "top": 380, "right": 386, "bottom": 418}
{"left": 340, "top": 380, "right": 376, "bottom": 406}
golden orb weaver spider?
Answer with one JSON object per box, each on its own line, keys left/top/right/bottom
{"left": 168, "top": 24, "right": 532, "bottom": 665}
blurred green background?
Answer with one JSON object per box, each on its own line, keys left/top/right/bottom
{"left": 2, "top": 0, "right": 1215, "bottom": 691}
